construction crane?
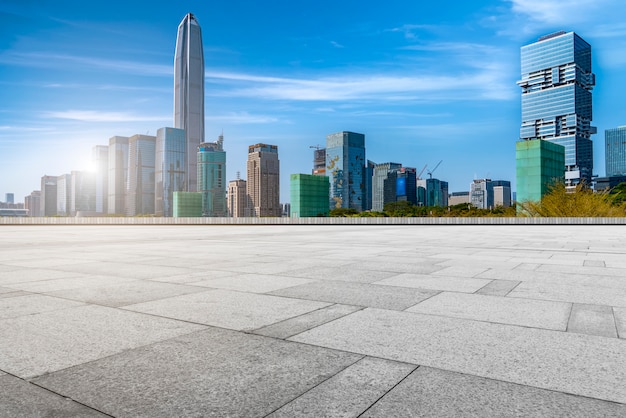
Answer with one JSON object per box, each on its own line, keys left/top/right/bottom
{"left": 417, "top": 164, "right": 428, "bottom": 180}
{"left": 309, "top": 144, "right": 324, "bottom": 150}
{"left": 427, "top": 160, "right": 443, "bottom": 179}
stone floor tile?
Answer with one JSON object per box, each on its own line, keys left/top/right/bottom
{"left": 0, "top": 294, "right": 85, "bottom": 319}
{"left": 0, "top": 305, "right": 206, "bottom": 378}
{"left": 190, "top": 273, "right": 312, "bottom": 293}
{"left": 45, "top": 280, "right": 208, "bottom": 307}
{"left": 509, "top": 281, "right": 626, "bottom": 308}
{"left": 4, "top": 274, "right": 137, "bottom": 293}
{"left": 252, "top": 304, "right": 364, "bottom": 339}
{"left": 51, "top": 261, "right": 199, "bottom": 280}
{"left": 567, "top": 303, "right": 618, "bottom": 338}
{"left": 0, "top": 269, "right": 85, "bottom": 286}
{"left": 278, "top": 266, "right": 399, "bottom": 283}
{"left": 475, "top": 279, "right": 520, "bottom": 296}
{"left": 0, "top": 290, "right": 31, "bottom": 299}
{"left": 375, "top": 273, "right": 491, "bottom": 293}
{"left": 148, "top": 269, "right": 239, "bottom": 283}
{"left": 33, "top": 327, "right": 362, "bottom": 418}
{"left": 290, "top": 308, "right": 626, "bottom": 404}
{"left": 269, "top": 280, "right": 439, "bottom": 310}
{"left": 614, "top": 307, "right": 626, "bottom": 339}
{"left": 0, "top": 374, "right": 108, "bottom": 417}
{"left": 268, "top": 357, "right": 416, "bottom": 417}
{"left": 584, "top": 259, "right": 606, "bottom": 267}
{"left": 432, "top": 265, "right": 489, "bottom": 278}
{"left": 361, "top": 366, "right": 626, "bottom": 418}
{"left": 407, "top": 292, "right": 570, "bottom": 330}
{"left": 125, "top": 288, "right": 331, "bottom": 331}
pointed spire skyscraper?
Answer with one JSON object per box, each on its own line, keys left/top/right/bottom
{"left": 174, "top": 13, "right": 204, "bottom": 192}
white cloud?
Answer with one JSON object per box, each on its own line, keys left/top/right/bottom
{"left": 42, "top": 110, "right": 169, "bottom": 123}
{"left": 330, "top": 41, "right": 344, "bottom": 48}
{"left": 205, "top": 112, "right": 279, "bottom": 124}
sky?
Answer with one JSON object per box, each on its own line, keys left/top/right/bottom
{"left": 1, "top": 0, "right": 626, "bottom": 204}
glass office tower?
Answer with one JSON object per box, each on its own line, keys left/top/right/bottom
{"left": 326, "top": 131, "right": 366, "bottom": 211}
{"left": 605, "top": 126, "right": 626, "bottom": 177}
{"left": 198, "top": 135, "right": 227, "bottom": 217}
{"left": 127, "top": 134, "right": 156, "bottom": 216}
{"left": 156, "top": 127, "right": 186, "bottom": 217}
{"left": 174, "top": 13, "right": 204, "bottom": 192}
{"left": 518, "top": 31, "right": 595, "bottom": 185}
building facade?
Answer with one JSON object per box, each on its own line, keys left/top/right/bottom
{"left": 155, "top": 127, "right": 186, "bottom": 217}
{"left": 227, "top": 178, "right": 247, "bottom": 218}
{"left": 396, "top": 167, "right": 417, "bottom": 206}
{"left": 174, "top": 13, "right": 204, "bottom": 193}
{"left": 326, "top": 131, "right": 366, "bottom": 211}
{"left": 372, "top": 162, "right": 401, "bottom": 212}
{"left": 518, "top": 31, "right": 595, "bottom": 185}
{"left": 25, "top": 191, "right": 41, "bottom": 216}
{"left": 246, "top": 143, "right": 280, "bottom": 217}
{"left": 71, "top": 170, "right": 96, "bottom": 215}
{"left": 41, "top": 175, "right": 57, "bottom": 217}
{"left": 56, "top": 174, "right": 71, "bottom": 216}
{"left": 290, "top": 174, "right": 330, "bottom": 217}
{"left": 312, "top": 148, "right": 326, "bottom": 176}
{"left": 108, "top": 136, "right": 129, "bottom": 215}
{"left": 173, "top": 192, "right": 202, "bottom": 217}
{"left": 126, "top": 134, "right": 156, "bottom": 216}
{"left": 516, "top": 139, "right": 565, "bottom": 202}
{"left": 198, "top": 135, "right": 227, "bottom": 217}
{"left": 92, "top": 145, "right": 108, "bottom": 214}
{"left": 605, "top": 126, "right": 626, "bottom": 177}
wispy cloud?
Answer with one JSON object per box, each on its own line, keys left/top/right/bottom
{"left": 330, "top": 41, "right": 344, "bottom": 48}
{"left": 0, "top": 52, "right": 171, "bottom": 76}
{"left": 205, "top": 112, "right": 280, "bottom": 124}
{"left": 42, "top": 110, "right": 169, "bottom": 123}
{"left": 387, "top": 24, "right": 440, "bottom": 40}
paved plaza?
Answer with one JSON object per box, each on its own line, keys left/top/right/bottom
{"left": 1, "top": 224, "right": 625, "bottom": 417}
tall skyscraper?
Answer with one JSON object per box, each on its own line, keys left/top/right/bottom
{"left": 246, "top": 143, "right": 280, "bottom": 217}
{"left": 40, "top": 175, "right": 57, "bottom": 217}
{"left": 174, "top": 13, "right": 204, "bottom": 193}
{"left": 156, "top": 127, "right": 186, "bottom": 217}
{"left": 605, "top": 126, "right": 626, "bottom": 177}
{"left": 396, "top": 167, "right": 417, "bottom": 206}
{"left": 25, "top": 191, "right": 41, "bottom": 217}
{"left": 198, "top": 134, "right": 227, "bottom": 217}
{"left": 518, "top": 31, "right": 596, "bottom": 185}
{"left": 372, "top": 162, "right": 401, "bottom": 212}
{"left": 126, "top": 134, "right": 156, "bottom": 216}
{"left": 92, "top": 145, "right": 108, "bottom": 214}
{"left": 108, "top": 135, "right": 129, "bottom": 215}
{"left": 5, "top": 193, "right": 14, "bottom": 204}
{"left": 326, "top": 131, "right": 366, "bottom": 211}
{"left": 71, "top": 170, "right": 96, "bottom": 215}
{"left": 56, "top": 174, "right": 71, "bottom": 216}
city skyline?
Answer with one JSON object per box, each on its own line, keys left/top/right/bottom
{"left": 2, "top": 1, "right": 626, "bottom": 203}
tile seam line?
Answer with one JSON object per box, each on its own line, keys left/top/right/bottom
{"left": 356, "top": 365, "right": 422, "bottom": 417}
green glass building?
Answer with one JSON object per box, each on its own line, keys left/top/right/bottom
{"left": 198, "top": 135, "right": 226, "bottom": 217}
{"left": 290, "top": 174, "right": 330, "bottom": 217}
{"left": 173, "top": 191, "right": 202, "bottom": 217}
{"left": 516, "top": 140, "right": 565, "bottom": 203}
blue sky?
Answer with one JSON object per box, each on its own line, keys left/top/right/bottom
{"left": 1, "top": 0, "right": 626, "bottom": 203}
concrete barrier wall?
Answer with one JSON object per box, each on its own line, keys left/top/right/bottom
{"left": 2, "top": 217, "right": 626, "bottom": 225}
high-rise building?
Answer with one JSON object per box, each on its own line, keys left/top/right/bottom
{"left": 5, "top": 193, "right": 14, "bottom": 204}
{"left": 290, "top": 174, "right": 330, "bottom": 217}
{"left": 396, "top": 167, "right": 417, "bottom": 206}
{"left": 56, "top": 174, "right": 71, "bottom": 216}
{"left": 155, "top": 127, "right": 186, "bottom": 217}
{"left": 228, "top": 177, "right": 247, "bottom": 218}
{"left": 41, "top": 175, "right": 57, "bottom": 216}
{"left": 108, "top": 136, "right": 129, "bottom": 215}
{"left": 470, "top": 179, "right": 511, "bottom": 209}
{"left": 198, "top": 134, "right": 227, "bottom": 217}
{"left": 326, "top": 131, "right": 366, "bottom": 211}
{"left": 246, "top": 143, "right": 280, "bottom": 217}
{"left": 516, "top": 139, "right": 565, "bottom": 202}
{"left": 174, "top": 13, "right": 204, "bottom": 193}
{"left": 605, "top": 126, "right": 626, "bottom": 177}
{"left": 173, "top": 192, "right": 202, "bottom": 217}
{"left": 312, "top": 148, "right": 326, "bottom": 175}
{"left": 71, "top": 170, "right": 96, "bottom": 215}
{"left": 92, "top": 145, "right": 108, "bottom": 214}
{"left": 518, "top": 31, "right": 596, "bottom": 185}
{"left": 126, "top": 134, "right": 156, "bottom": 216}
{"left": 24, "top": 191, "right": 41, "bottom": 216}
{"left": 372, "top": 162, "right": 401, "bottom": 212}
{"left": 418, "top": 178, "right": 448, "bottom": 207}
{"left": 493, "top": 181, "right": 512, "bottom": 208}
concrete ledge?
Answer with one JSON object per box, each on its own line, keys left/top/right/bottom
{"left": 2, "top": 217, "right": 626, "bottom": 225}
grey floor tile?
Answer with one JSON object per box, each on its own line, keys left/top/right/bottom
{"left": 347, "top": 261, "right": 446, "bottom": 275}
{"left": 615, "top": 307, "right": 626, "bottom": 339}
{"left": 0, "top": 374, "right": 108, "bottom": 417}
{"left": 0, "top": 294, "right": 85, "bottom": 319}
{"left": 252, "top": 304, "right": 364, "bottom": 339}
{"left": 45, "top": 280, "right": 208, "bottom": 307}
{"left": 290, "top": 308, "right": 626, "bottom": 404}
{"left": 0, "top": 290, "right": 31, "bottom": 299}
{"left": 268, "top": 357, "right": 416, "bottom": 417}
{"left": 509, "top": 281, "right": 626, "bottom": 307}
{"left": 362, "top": 366, "right": 626, "bottom": 418}
{"left": 584, "top": 259, "right": 606, "bottom": 267}
{"left": 33, "top": 327, "right": 362, "bottom": 418}
{"left": 190, "top": 273, "right": 312, "bottom": 293}
{"left": 125, "top": 288, "right": 331, "bottom": 331}
{"left": 4, "top": 274, "right": 136, "bottom": 293}
{"left": 375, "top": 273, "right": 491, "bottom": 293}
{"left": 278, "top": 266, "right": 399, "bottom": 283}
{"left": 148, "top": 269, "right": 239, "bottom": 283}
{"left": 0, "top": 269, "right": 85, "bottom": 286}
{"left": 568, "top": 303, "right": 618, "bottom": 338}
{"left": 0, "top": 305, "right": 205, "bottom": 378}
{"left": 432, "top": 265, "right": 489, "bottom": 278}
{"left": 269, "top": 280, "right": 439, "bottom": 310}
{"left": 475, "top": 279, "right": 520, "bottom": 296}
{"left": 52, "top": 261, "right": 199, "bottom": 280}
{"left": 407, "top": 292, "right": 570, "bottom": 330}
